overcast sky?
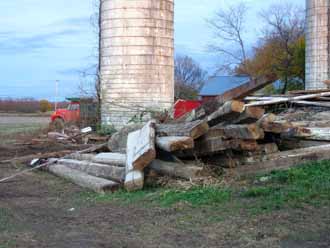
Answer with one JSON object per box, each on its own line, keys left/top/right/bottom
{"left": 0, "top": 0, "right": 304, "bottom": 100}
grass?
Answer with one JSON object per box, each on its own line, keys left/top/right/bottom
{"left": 79, "top": 160, "right": 330, "bottom": 214}
{"left": 0, "top": 124, "right": 46, "bottom": 136}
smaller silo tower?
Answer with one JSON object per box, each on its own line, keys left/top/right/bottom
{"left": 100, "top": 0, "right": 175, "bottom": 129}
{"left": 306, "top": 0, "right": 330, "bottom": 90}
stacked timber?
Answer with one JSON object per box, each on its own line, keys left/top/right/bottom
{"left": 45, "top": 90, "right": 330, "bottom": 192}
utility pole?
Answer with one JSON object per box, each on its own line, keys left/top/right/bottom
{"left": 55, "top": 80, "right": 59, "bottom": 111}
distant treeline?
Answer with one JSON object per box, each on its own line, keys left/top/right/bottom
{"left": 0, "top": 98, "right": 68, "bottom": 113}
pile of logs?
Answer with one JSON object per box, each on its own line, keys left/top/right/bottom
{"left": 43, "top": 96, "right": 330, "bottom": 193}
{"left": 42, "top": 84, "right": 330, "bottom": 193}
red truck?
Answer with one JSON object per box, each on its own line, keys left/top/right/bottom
{"left": 50, "top": 98, "right": 97, "bottom": 130}
{"left": 51, "top": 99, "right": 80, "bottom": 126}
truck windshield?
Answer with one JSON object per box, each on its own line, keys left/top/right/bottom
{"left": 67, "top": 104, "right": 79, "bottom": 111}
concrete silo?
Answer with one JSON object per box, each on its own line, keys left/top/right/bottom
{"left": 306, "top": 0, "right": 330, "bottom": 90}
{"left": 100, "top": 0, "right": 175, "bottom": 129}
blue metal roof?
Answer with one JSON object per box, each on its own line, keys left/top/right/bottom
{"left": 200, "top": 76, "right": 250, "bottom": 96}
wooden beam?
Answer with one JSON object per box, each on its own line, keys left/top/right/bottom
{"left": 210, "top": 124, "right": 265, "bottom": 140}
{"left": 48, "top": 164, "right": 119, "bottom": 194}
{"left": 207, "top": 101, "right": 245, "bottom": 127}
{"left": 131, "top": 121, "right": 156, "bottom": 171}
{"left": 233, "top": 144, "right": 330, "bottom": 176}
{"left": 56, "top": 159, "right": 125, "bottom": 182}
{"left": 125, "top": 130, "right": 144, "bottom": 191}
{"left": 232, "top": 106, "right": 265, "bottom": 124}
{"left": 149, "top": 160, "right": 204, "bottom": 180}
{"left": 283, "top": 127, "right": 330, "bottom": 141}
{"left": 66, "top": 153, "right": 126, "bottom": 167}
{"left": 260, "top": 120, "right": 293, "bottom": 134}
{"left": 156, "top": 120, "right": 209, "bottom": 139}
{"left": 156, "top": 136, "right": 194, "bottom": 152}
{"left": 216, "top": 76, "right": 274, "bottom": 104}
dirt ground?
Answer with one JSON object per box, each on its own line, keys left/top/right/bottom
{"left": 0, "top": 119, "right": 330, "bottom": 248}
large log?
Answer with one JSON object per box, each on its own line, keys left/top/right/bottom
{"left": 210, "top": 124, "right": 265, "bottom": 140}
{"left": 66, "top": 153, "right": 126, "bottom": 167}
{"left": 56, "top": 159, "right": 125, "bottom": 182}
{"left": 149, "top": 160, "right": 204, "bottom": 180}
{"left": 207, "top": 101, "right": 245, "bottom": 127}
{"left": 156, "top": 136, "right": 194, "bottom": 152}
{"left": 156, "top": 120, "right": 209, "bottom": 139}
{"left": 233, "top": 144, "right": 330, "bottom": 176}
{"left": 48, "top": 164, "right": 119, "bottom": 194}
{"left": 216, "top": 76, "right": 274, "bottom": 104}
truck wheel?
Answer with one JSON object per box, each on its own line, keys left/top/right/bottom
{"left": 49, "top": 118, "right": 65, "bottom": 133}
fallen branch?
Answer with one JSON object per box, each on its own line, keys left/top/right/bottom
{"left": 0, "top": 160, "right": 57, "bottom": 183}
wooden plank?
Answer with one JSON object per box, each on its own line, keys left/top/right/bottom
{"left": 207, "top": 101, "right": 245, "bottom": 127}
{"left": 66, "top": 153, "right": 126, "bottom": 167}
{"left": 124, "top": 121, "right": 156, "bottom": 191}
{"left": 156, "top": 136, "right": 194, "bottom": 152}
{"left": 156, "top": 120, "right": 209, "bottom": 139}
{"left": 132, "top": 120, "right": 156, "bottom": 171}
{"left": 292, "top": 101, "right": 330, "bottom": 108}
{"left": 48, "top": 164, "right": 119, "bottom": 194}
{"left": 216, "top": 76, "right": 274, "bottom": 104}
{"left": 211, "top": 124, "right": 265, "bottom": 140}
{"left": 149, "top": 160, "right": 204, "bottom": 180}
{"left": 56, "top": 159, "right": 125, "bottom": 182}
{"left": 289, "top": 89, "right": 330, "bottom": 95}
{"left": 246, "top": 92, "right": 330, "bottom": 107}
{"left": 233, "top": 144, "right": 330, "bottom": 177}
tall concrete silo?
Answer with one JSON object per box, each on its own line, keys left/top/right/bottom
{"left": 100, "top": 0, "right": 175, "bottom": 129}
{"left": 306, "top": 0, "right": 330, "bottom": 90}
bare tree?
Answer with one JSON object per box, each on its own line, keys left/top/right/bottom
{"left": 208, "top": 2, "right": 249, "bottom": 74}
{"left": 175, "top": 55, "right": 207, "bottom": 100}
{"left": 260, "top": 3, "right": 305, "bottom": 93}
